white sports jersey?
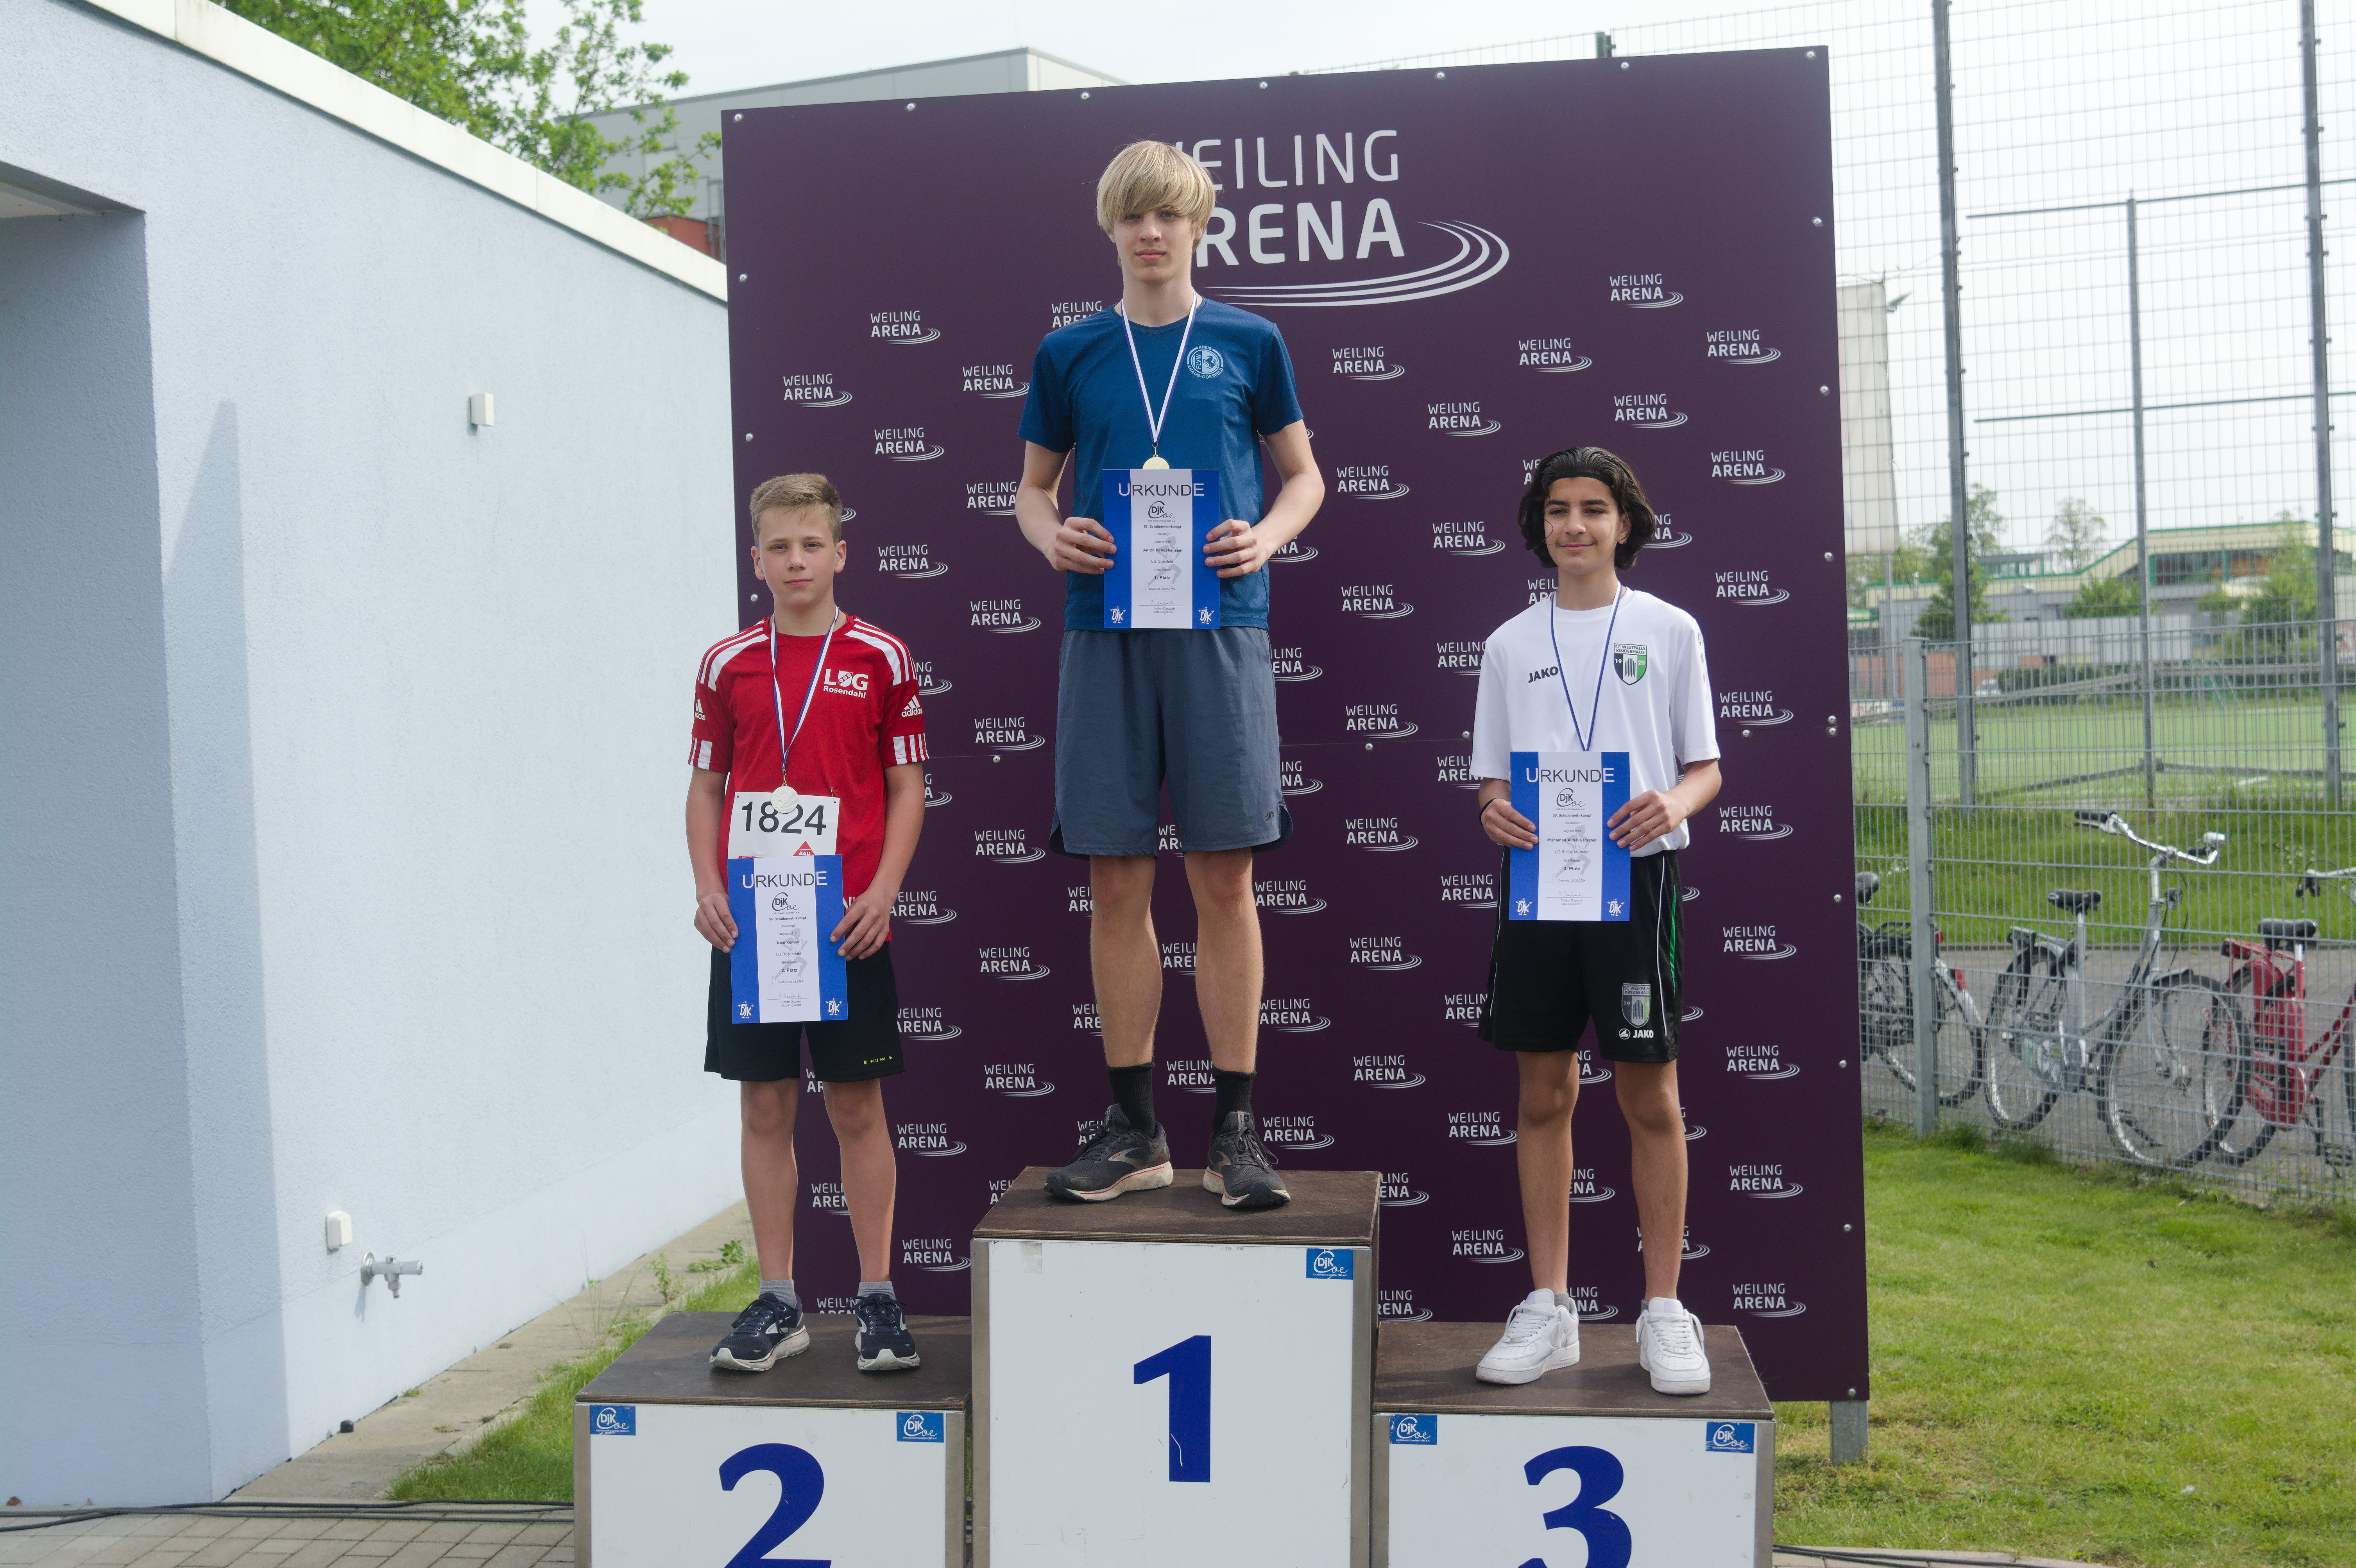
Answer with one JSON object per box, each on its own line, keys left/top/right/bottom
{"left": 1472, "top": 588, "right": 1720, "bottom": 855}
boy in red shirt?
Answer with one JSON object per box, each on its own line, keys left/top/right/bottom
{"left": 686, "top": 473, "right": 929, "bottom": 1373}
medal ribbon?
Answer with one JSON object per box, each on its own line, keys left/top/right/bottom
{"left": 1119, "top": 297, "right": 1198, "bottom": 462}
{"left": 1547, "top": 587, "right": 1625, "bottom": 754}
{"left": 768, "top": 612, "right": 840, "bottom": 788}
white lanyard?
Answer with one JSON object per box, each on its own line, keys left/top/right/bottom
{"left": 1546, "top": 588, "right": 1624, "bottom": 755}
{"left": 767, "top": 612, "right": 839, "bottom": 784}
{"left": 1119, "top": 298, "right": 1198, "bottom": 467}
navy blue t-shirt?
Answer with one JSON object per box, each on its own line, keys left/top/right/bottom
{"left": 1019, "top": 300, "right": 1305, "bottom": 630}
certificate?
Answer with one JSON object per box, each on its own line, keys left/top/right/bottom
{"left": 1506, "top": 750, "right": 1633, "bottom": 921}
{"left": 1100, "top": 468, "right": 1222, "bottom": 630}
{"left": 726, "top": 855, "right": 850, "bottom": 1023}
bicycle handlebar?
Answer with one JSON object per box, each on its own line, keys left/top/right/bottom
{"left": 2073, "top": 810, "right": 2226, "bottom": 866}
{"left": 2298, "top": 866, "right": 2356, "bottom": 900}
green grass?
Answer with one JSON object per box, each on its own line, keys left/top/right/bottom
{"left": 1772, "top": 1121, "right": 2356, "bottom": 1566}
{"left": 385, "top": 1260, "right": 763, "bottom": 1501}
{"left": 393, "top": 1141, "right": 2352, "bottom": 1566}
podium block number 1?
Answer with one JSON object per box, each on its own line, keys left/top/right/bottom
{"left": 1133, "top": 1335, "right": 1211, "bottom": 1482}
{"left": 718, "top": 1442, "right": 828, "bottom": 1568}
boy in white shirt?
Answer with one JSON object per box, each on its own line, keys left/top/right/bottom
{"left": 1468, "top": 446, "right": 1723, "bottom": 1395}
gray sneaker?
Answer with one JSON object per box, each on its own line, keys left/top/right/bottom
{"left": 1204, "top": 1111, "right": 1291, "bottom": 1209}
{"left": 1044, "top": 1104, "right": 1174, "bottom": 1201}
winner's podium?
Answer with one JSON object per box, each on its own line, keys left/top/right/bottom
{"left": 574, "top": 1312, "right": 969, "bottom": 1568}
{"left": 1373, "top": 1320, "right": 1775, "bottom": 1568}
{"left": 973, "top": 1167, "right": 1379, "bottom": 1568}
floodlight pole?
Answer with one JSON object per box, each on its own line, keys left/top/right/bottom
{"left": 1934, "top": 0, "right": 1975, "bottom": 804}
{"left": 2304, "top": 0, "right": 2340, "bottom": 805}
{"left": 2127, "top": 195, "right": 2155, "bottom": 808}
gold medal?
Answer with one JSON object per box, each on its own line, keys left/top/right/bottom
{"left": 1141, "top": 453, "right": 1171, "bottom": 471}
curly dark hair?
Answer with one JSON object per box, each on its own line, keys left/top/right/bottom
{"left": 1516, "top": 446, "right": 1658, "bottom": 569}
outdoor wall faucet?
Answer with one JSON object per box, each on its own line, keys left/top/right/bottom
{"left": 361, "top": 1252, "right": 424, "bottom": 1297}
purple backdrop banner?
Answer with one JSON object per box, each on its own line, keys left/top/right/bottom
{"left": 720, "top": 50, "right": 1865, "bottom": 1402}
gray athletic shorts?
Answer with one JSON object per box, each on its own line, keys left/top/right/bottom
{"left": 1051, "top": 627, "right": 1291, "bottom": 858}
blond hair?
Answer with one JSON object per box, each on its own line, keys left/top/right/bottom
{"left": 1095, "top": 140, "right": 1217, "bottom": 235}
{"left": 748, "top": 473, "right": 843, "bottom": 544}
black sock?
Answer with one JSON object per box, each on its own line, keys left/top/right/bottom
{"left": 1212, "top": 1068, "right": 1255, "bottom": 1127}
{"left": 1108, "top": 1062, "right": 1157, "bottom": 1134}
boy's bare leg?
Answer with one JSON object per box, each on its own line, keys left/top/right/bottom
{"left": 1185, "top": 847, "right": 1261, "bottom": 1072}
{"left": 741, "top": 1079, "right": 802, "bottom": 1282}
{"left": 1617, "top": 1061, "right": 1689, "bottom": 1300}
{"left": 823, "top": 1078, "right": 897, "bottom": 1283}
{"left": 1090, "top": 854, "right": 1162, "bottom": 1069}
{"left": 1515, "top": 1050, "right": 1581, "bottom": 1294}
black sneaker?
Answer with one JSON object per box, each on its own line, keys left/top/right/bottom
{"left": 1044, "top": 1104, "right": 1174, "bottom": 1201}
{"left": 1205, "top": 1110, "right": 1291, "bottom": 1209}
{"left": 709, "top": 1294, "right": 809, "bottom": 1373}
{"left": 853, "top": 1292, "right": 921, "bottom": 1372}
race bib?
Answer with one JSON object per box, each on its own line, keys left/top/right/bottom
{"left": 729, "top": 787, "right": 839, "bottom": 858}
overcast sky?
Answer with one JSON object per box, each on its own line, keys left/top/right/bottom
{"left": 632, "top": 0, "right": 1747, "bottom": 94}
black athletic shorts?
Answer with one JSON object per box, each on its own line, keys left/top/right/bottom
{"left": 1478, "top": 849, "right": 1683, "bottom": 1063}
{"left": 705, "top": 943, "right": 905, "bottom": 1083}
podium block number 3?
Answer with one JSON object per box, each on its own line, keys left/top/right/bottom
{"left": 718, "top": 1443, "right": 829, "bottom": 1568}
{"left": 1516, "top": 1445, "right": 1631, "bottom": 1568}
{"left": 1133, "top": 1335, "right": 1211, "bottom": 1483}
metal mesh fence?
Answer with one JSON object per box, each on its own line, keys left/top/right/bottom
{"left": 1325, "top": 5, "right": 2354, "bottom": 1203}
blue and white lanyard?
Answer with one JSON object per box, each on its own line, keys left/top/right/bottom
{"left": 1119, "top": 298, "right": 1198, "bottom": 462}
{"left": 1547, "top": 588, "right": 1624, "bottom": 754}
{"left": 767, "top": 612, "right": 839, "bottom": 785}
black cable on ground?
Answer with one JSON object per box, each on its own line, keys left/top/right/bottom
{"left": 0, "top": 1501, "right": 570, "bottom": 1534}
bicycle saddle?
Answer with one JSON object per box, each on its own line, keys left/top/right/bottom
{"left": 1855, "top": 872, "right": 1881, "bottom": 905}
{"left": 2258, "top": 918, "right": 2319, "bottom": 945}
{"left": 2048, "top": 889, "right": 2103, "bottom": 913}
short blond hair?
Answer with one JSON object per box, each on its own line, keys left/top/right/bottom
{"left": 1095, "top": 140, "right": 1217, "bottom": 235}
{"left": 748, "top": 473, "right": 843, "bottom": 544}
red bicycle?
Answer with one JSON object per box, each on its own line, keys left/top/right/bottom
{"left": 2211, "top": 867, "right": 2356, "bottom": 1169}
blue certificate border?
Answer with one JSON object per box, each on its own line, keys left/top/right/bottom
{"left": 1506, "top": 751, "right": 1633, "bottom": 921}
{"left": 727, "top": 855, "right": 851, "bottom": 1021}
{"left": 1099, "top": 469, "right": 1223, "bottom": 630}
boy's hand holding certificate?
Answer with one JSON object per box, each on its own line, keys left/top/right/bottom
{"left": 1506, "top": 750, "right": 1634, "bottom": 921}
{"left": 1099, "top": 468, "right": 1222, "bottom": 629}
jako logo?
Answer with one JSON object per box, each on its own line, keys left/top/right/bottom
{"left": 1450, "top": 1227, "right": 1525, "bottom": 1262}
{"left": 1612, "top": 391, "right": 1687, "bottom": 429}
{"left": 1446, "top": 1110, "right": 1515, "bottom": 1145}
{"left": 874, "top": 426, "right": 943, "bottom": 461}
{"left": 876, "top": 543, "right": 946, "bottom": 578}
{"left": 1713, "top": 569, "right": 1790, "bottom": 605}
{"left": 1710, "top": 449, "right": 1785, "bottom": 484}
{"left": 1344, "top": 815, "right": 1417, "bottom": 850}
{"left": 1343, "top": 702, "right": 1418, "bottom": 737}
{"left": 1732, "top": 1283, "right": 1808, "bottom": 1317}
{"left": 1519, "top": 335, "right": 1593, "bottom": 373}
{"left": 894, "top": 1124, "right": 967, "bottom": 1157}
{"left": 978, "top": 945, "right": 1050, "bottom": 980}
{"left": 1428, "top": 400, "right": 1501, "bottom": 437}
{"left": 897, "top": 1005, "right": 961, "bottom": 1042}
{"left": 1706, "top": 328, "right": 1781, "bottom": 365}
{"left": 1379, "top": 1173, "right": 1431, "bottom": 1206}
{"left": 1723, "top": 924, "right": 1797, "bottom": 960}
{"left": 1729, "top": 1162, "right": 1805, "bottom": 1198}
{"left": 870, "top": 308, "right": 939, "bottom": 345}
{"left": 781, "top": 372, "right": 852, "bottom": 407}
{"left": 970, "top": 598, "right": 1041, "bottom": 632}
{"left": 973, "top": 829, "right": 1043, "bottom": 863}
{"left": 893, "top": 891, "right": 956, "bottom": 925}
{"left": 983, "top": 1063, "right": 1055, "bottom": 1097}
{"left": 1332, "top": 344, "right": 1404, "bottom": 380}
{"left": 1354, "top": 1054, "right": 1425, "bottom": 1088}
{"left": 1350, "top": 935, "right": 1421, "bottom": 971}
{"left": 961, "top": 362, "right": 1028, "bottom": 397}
{"left": 1333, "top": 464, "right": 1411, "bottom": 500}
{"left": 1719, "top": 804, "right": 1794, "bottom": 841}
{"left": 1608, "top": 271, "right": 1683, "bottom": 308}
{"left": 1720, "top": 690, "right": 1796, "bottom": 725}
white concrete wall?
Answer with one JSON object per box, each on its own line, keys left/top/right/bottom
{"left": 1, "top": 0, "right": 741, "bottom": 1502}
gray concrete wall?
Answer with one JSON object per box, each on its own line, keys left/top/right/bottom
{"left": 1, "top": 0, "right": 740, "bottom": 1501}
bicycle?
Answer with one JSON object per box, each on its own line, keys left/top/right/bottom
{"left": 1854, "top": 871, "right": 1982, "bottom": 1104}
{"left": 1983, "top": 811, "right": 2241, "bottom": 1167}
{"left": 2207, "top": 867, "right": 2356, "bottom": 1170}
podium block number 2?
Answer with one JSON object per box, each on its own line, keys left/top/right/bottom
{"left": 718, "top": 1443, "right": 829, "bottom": 1568}
{"left": 1517, "top": 1445, "right": 1631, "bottom": 1568}
{"left": 1133, "top": 1334, "right": 1211, "bottom": 1483}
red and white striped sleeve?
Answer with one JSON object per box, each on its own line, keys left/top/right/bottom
{"left": 691, "top": 626, "right": 759, "bottom": 773}
{"left": 849, "top": 620, "right": 928, "bottom": 769}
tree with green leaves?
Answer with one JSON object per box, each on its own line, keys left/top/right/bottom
{"left": 1912, "top": 483, "right": 2008, "bottom": 639}
{"left": 2044, "top": 496, "right": 2109, "bottom": 572}
{"left": 2063, "top": 572, "right": 2141, "bottom": 619}
{"left": 223, "top": 0, "right": 714, "bottom": 217}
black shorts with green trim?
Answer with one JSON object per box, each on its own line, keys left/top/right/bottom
{"left": 705, "top": 943, "right": 905, "bottom": 1083}
{"left": 1478, "top": 848, "right": 1683, "bottom": 1063}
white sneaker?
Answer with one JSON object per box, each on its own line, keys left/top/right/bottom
{"left": 1636, "top": 1297, "right": 1711, "bottom": 1395}
{"left": 1476, "top": 1289, "right": 1581, "bottom": 1385}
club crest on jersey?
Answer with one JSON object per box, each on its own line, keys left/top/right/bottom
{"left": 1613, "top": 643, "right": 1649, "bottom": 684}
{"left": 1621, "top": 983, "right": 1653, "bottom": 1027}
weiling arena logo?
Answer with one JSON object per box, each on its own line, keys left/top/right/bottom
{"left": 1432, "top": 521, "right": 1504, "bottom": 557}
{"left": 1048, "top": 299, "right": 1105, "bottom": 329}
{"left": 1350, "top": 935, "right": 1421, "bottom": 970}
{"left": 977, "top": 945, "right": 1050, "bottom": 981}
{"left": 1714, "top": 569, "right": 1790, "bottom": 605}
{"left": 1720, "top": 689, "right": 1795, "bottom": 726}
{"left": 913, "top": 659, "right": 951, "bottom": 697}
{"left": 1451, "top": 1226, "right": 1525, "bottom": 1262}
{"left": 1262, "top": 995, "right": 1332, "bottom": 1031}
{"left": 1261, "top": 1114, "right": 1334, "bottom": 1151}
{"left": 892, "top": 890, "right": 955, "bottom": 925}
{"left": 1379, "top": 1287, "right": 1434, "bottom": 1320}
{"left": 876, "top": 542, "right": 945, "bottom": 578}
{"left": 1344, "top": 701, "right": 1418, "bottom": 737}
{"left": 1722, "top": 924, "right": 1797, "bottom": 961}
{"left": 1175, "top": 129, "right": 1508, "bottom": 309}
{"left": 1271, "top": 645, "right": 1323, "bottom": 682}
{"left": 1446, "top": 1109, "right": 1515, "bottom": 1146}
{"left": 1613, "top": 391, "right": 1687, "bottom": 430}
{"left": 1341, "top": 586, "right": 1413, "bottom": 619}
{"left": 1729, "top": 1161, "right": 1805, "bottom": 1198}
{"left": 1379, "top": 1173, "right": 1431, "bottom": 1208}
{"left": 1428, "top": 400, "right": 1501, "bottom": 436}
{"left": 1727, "top": 1039, "right": 1801, "bottom": 1079}
{"left": 1255, "top": 879, "right": 1328, "bottom": 915}
{"left": 969, "top": 597, "right": 1041, "bottom": 632}
{"left": 961, "top": 362, "right": 1028, "bottom": 397}
{"left": 974, "top": 714, "right": 1043, "bottom": 752}
{"left": 1443, "top": 991, "right": 1484, "bottom": 1025}
{"left": 982, "top": 1063, "right": 1055, "bottom": 1097}
{"left": 1568, "top": 1284, "right": 1620, "bottom": 1321}
{"left": 1518, "top": 334, "right": 1592, "bottom": 372}
{"left": 1719, "top": 802, "right": 1794, "bottom": 841}
{"left": 1608, "top": 270, "right": 1683, "bottom": 308}
{"left": 973, "top": 828, "right": 1044, "bottom": 863}
{"left": 1569, "top": 1165, "right": 1617, "bottom": 1203}
{"left": 1354, "top": 1053, "right": 1425, "bottom": 1088}
{"left": 965, "top": 480, "right": 1020, "bottom": 516}
{"left": 1436, "top": 753, "right": 1477, "bottom": 788}
{"left": 902, "top": 1238, "right": 971, "bottom": 1273}
{"left": 1439, "top": 871, "right": 1496, "bottom": 909}
{"left": 1344, "top": 815, "right": 1418, "bottom": 850}
{"left": 897, "top": 1004, "right": 961, "bottom": 1042}
{"left": 1710, "top": 449, "right": 1786, "bottom": 484}
{"left": 874, "top": 425, "right": 942, "bottom": 461}
{"left": 1332, "top": 344, "right": 1404, "bottom": 380}
{"left": 869, "top": 308, "right": 939, "bottom": 345}
{"left": 1164, "top": 1058, "right": 1214, "bottom": 1094}
{"left": 1731, "top": 1282, "right": 1808, "bottom": 1317}
{"left": 1334, "top": 463, "right": 1411, "bottom": 500}
{"left": 1706, "top": 326, "right": 1781, "bottom": 364}
{"left": 781, "top": 371, "right": 852, "bottom": 406}
{"left": 893, "top": 1122, "right": 967, "bottom": 1157}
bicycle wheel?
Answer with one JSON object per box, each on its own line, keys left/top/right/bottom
{"left": 1932, "top": 967, "right": 1985, "bottom": 1105}
{"left": 1858, "top": 952, "right": 1912, "bottom": 1078}
{"left": 2207, "top": 968, "right": 2276, "bottom": 1167}
{"left": 1984, "top": 950, "right": 2063, "bottom": 1131}
{"left": 2097, "top": 975, "right": 2241, "bottom": 1167}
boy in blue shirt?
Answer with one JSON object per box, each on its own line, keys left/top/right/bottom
{"left": 1014, "top": 140, "right": 1325, "bottom": 1209}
